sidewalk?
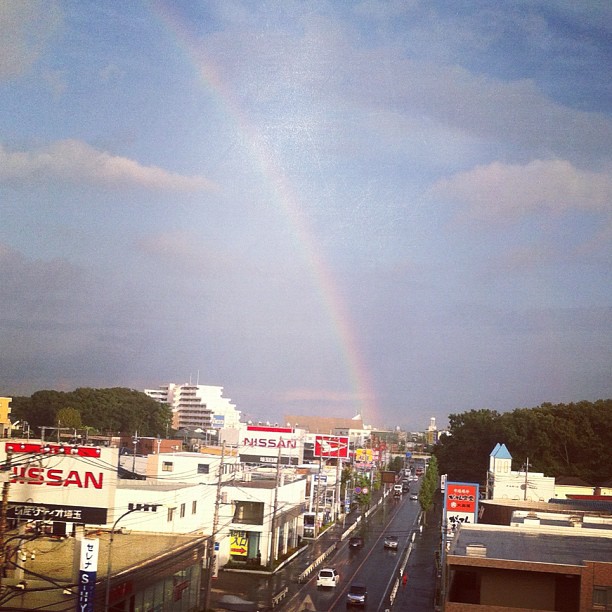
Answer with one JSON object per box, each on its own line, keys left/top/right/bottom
{"left": 391, "top": 496, "right": 442, "bottom": 611}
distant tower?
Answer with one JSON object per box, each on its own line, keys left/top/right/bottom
{"left": 426, "top": 417, "right": 438, "bottom": 445}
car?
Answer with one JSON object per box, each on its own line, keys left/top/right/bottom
{"left": 316, "top": 567, "right": 339, "bottom": 588}
{"left": 402, "top": 482, "right": 410, "bottom": 492}
{"left": 410, "top": 493, "right": 418, "bottom": 501}
{"left": 346, "top": 583, "right": 368, "bottom": 607}
{"left": 383, "top": 535, "right": 399, "bottom": 549}
{"left": 349, "top": 536, "right": 364, "bottom": 548}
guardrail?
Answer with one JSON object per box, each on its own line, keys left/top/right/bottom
{"left": 296, "top": 542, "right": 338, "bottom": 583}
{"left": 271, "top": 585, "right": 289, "bottom": 607}
{"left": 388, "top": 511, "right": 422, "bottom": 608}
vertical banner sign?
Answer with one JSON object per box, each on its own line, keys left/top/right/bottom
{"left": 77, "top": 538, "right": 99, "bottom": 612}
{"left": 444, "top": 482, "right": 479, "bottom": 537}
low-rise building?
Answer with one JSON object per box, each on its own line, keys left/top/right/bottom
{"left": 486, "top": 443, "right": 556, "bottom": 502}
{"left": 445, "top": 522, "right": 612, "bottom": 611}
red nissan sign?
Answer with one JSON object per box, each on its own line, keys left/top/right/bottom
{"left": 314, "top": 435, "right": 349, "bottom": 458}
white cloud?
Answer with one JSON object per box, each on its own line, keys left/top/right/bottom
{"left": 206, "top": 13, "right": 612, "bottom": 164}
{"left": 429, "top": 159, "right": 612, "bottom": 222}
{"left": 0, "top": 1, "right": 61, "bottom": 79}
{"left": 0, "top": 140, "right": 218, "bottom": 191}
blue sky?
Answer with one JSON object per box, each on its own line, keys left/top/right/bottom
{"left": 1, "top": 0, "right": 610, "bottom": 431}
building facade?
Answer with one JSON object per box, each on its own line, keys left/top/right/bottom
{"left": 144, "top": 383, "right": 242, "bottom": 431}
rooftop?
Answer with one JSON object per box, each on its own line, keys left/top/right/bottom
{"left": 1, "top": 528, "right": 205, "bottom": 610}
{"left": 449, "top": 523, "right": 612, "bottom": 567}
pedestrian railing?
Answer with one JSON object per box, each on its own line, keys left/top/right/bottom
{"left": 271, "top": 585, "right": 289, "bottom": 607}
{"left": 296, "top": 542, "right": 337, "bottom": 583}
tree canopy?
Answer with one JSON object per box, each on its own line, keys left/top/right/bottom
{"left": 10, "top": 387, "right": 173, "bottom": 438}
{"left": 434, "top": 399, "right": 612, "bottom": 485}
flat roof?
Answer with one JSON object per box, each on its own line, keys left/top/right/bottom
{"left": 2, "top": 529, "right": 205, "bottom": 610}
{"left": 449, "top": 524, "right": 612, "bottom": 566}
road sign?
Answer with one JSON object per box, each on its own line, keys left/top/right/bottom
{"left": 354, "top": 486, "right": 362, "bottom": 494}
{"left": 214, "top": 542, "right": 219, "bottom": 551}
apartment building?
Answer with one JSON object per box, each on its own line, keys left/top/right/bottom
{"left": 145, "top": 383, "right": 242, "bottom": 431}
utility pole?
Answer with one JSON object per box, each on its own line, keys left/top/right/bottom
{"left": 0, "top": 447, "right": 12, "bottom": 591}
{"left": 269, "top": 444, "right": 283, "bottom": 568}
{"left": 203, "top": 442, "right": 225, "bottom": 612}
{"left": 132, "top": 431, "right": 139, "bottom": 473}
{"left": 524, "top": 457, "right": 530, "bottom": 501}
{"left": 314, "top": 456, "right": 322, "bottom": 538}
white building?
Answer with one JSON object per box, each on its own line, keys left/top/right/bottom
{"left": 144, "top": 383, "right": 242, "bottom": 431}
{"left": 487, "top": 443, "right": 556, "bottom": 502}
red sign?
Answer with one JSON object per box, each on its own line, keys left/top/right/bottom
{"left": 314, "top": 435, "right": 349, "bottom": 458}
{"left": 445, "top": 483, "right": 478, "bottom": 513}
{"left": 6, "top": 442, "right": 101, "bottom": 457}
{"left": 246, "top": 425, "right": 293, "bottom": 433}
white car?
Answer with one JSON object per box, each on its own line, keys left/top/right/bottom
{"left": 316, "top": 567, "right": 339, "bottom": 588}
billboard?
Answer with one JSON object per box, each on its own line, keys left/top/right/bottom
{"left": 313, "top": 435, "right": 349, "bottom": 458}
{"left": 444, "top": 481, "right": 479, "bottom": 535}
{"left": 212, "top": 415, "right": 225, "bottom": 429}
{"left": 355, "top": 448, "right": 373, "bottom": 462}
{"left": 238, "top": 425, "right": 303, "bottom": 464}
{"left": 3, "top": 442, "right": 117, "bottom": 524}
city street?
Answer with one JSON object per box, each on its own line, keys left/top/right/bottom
{"left": 212, "top": 481, "right": 440, "bottom": 611}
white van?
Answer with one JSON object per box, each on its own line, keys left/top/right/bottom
{"left": 393, "top": 484, "right": 403, "bottom": 496}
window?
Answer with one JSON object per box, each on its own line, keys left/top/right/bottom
{"left": 232, "top": 501, "right": 264, "bottom": 525}
{"left": 180, "top": 503, "right": 185, "bottom": 518}
{"left": 197, "top": 464, "right": 209, "bottom": 474}
{"left": 192, "top": 500, "right": 197, "bottom": 514}
{"left": 162, "top": 461, "right": 173, "bottom": 472}
{"left": 593, "top": 587, "right": 612, "bottom": 610}
{"left": 167, "top": 507, "right": 175, "bottom": 522}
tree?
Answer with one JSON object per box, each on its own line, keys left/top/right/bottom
{"left": 353, "top": 472, "right": 372, "bottom": 510}
{"left": 56, "top": 406, "right": 82, "bottom": 430}
{"left": 419, "top": 456, "right": 439, "bottom": 524}
{"left": 433, "top": 400, "right": 612, "bottom": 486}
{"left": 8, "top": 387, "right": 173, "bottom": 438}
{"left": 434, "top": 409, "right": 506, "bottom": 484}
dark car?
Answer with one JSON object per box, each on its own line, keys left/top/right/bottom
{"left": 349, "top": 536, "right": 364, "bottom": 548}
{"left": 346, "top": 583, "right": 368, "bottom": 607}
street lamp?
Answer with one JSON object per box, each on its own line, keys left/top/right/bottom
{"left": 104, "top": 504, "right": 160, "bottom": 611}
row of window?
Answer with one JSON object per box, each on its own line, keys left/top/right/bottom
{"left": 167, "top": 500, "right": 198, "bottom": 522}
{"left": 161, "top": 461, "right": 235, "bottom": 476}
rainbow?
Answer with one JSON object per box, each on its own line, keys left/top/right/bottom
{"left": 149, "top": 3, "right": 379, "bottom": 422}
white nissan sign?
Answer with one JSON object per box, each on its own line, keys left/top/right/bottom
{"left": 238, "top": 425, "right": 303, "bottom": 463}
{"left": 3, "top": 442, "right": 118, "bottom": 516}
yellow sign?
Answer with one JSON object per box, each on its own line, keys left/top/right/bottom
{"left": 230, "top": 530, "right": 248, "bottom": 556}
{"left": 355, "top": 448, "right": 373, "bottom": 462}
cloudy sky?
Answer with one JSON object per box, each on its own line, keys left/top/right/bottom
{"left": 1, "top": 1, "right": 610, "bottom": 431}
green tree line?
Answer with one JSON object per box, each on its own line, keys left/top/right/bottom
{"left": 10, "top": 387, "right": 173, "bottom": 438}
{"left": 433, "top": 399, "right": 612, "bottom": 486}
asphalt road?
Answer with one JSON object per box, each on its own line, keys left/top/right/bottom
{"left": 300, "top": 491, "right": 423, "bottom": 611}
{"left": 212, "top": 481, "right": 439, "bottom": 611}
